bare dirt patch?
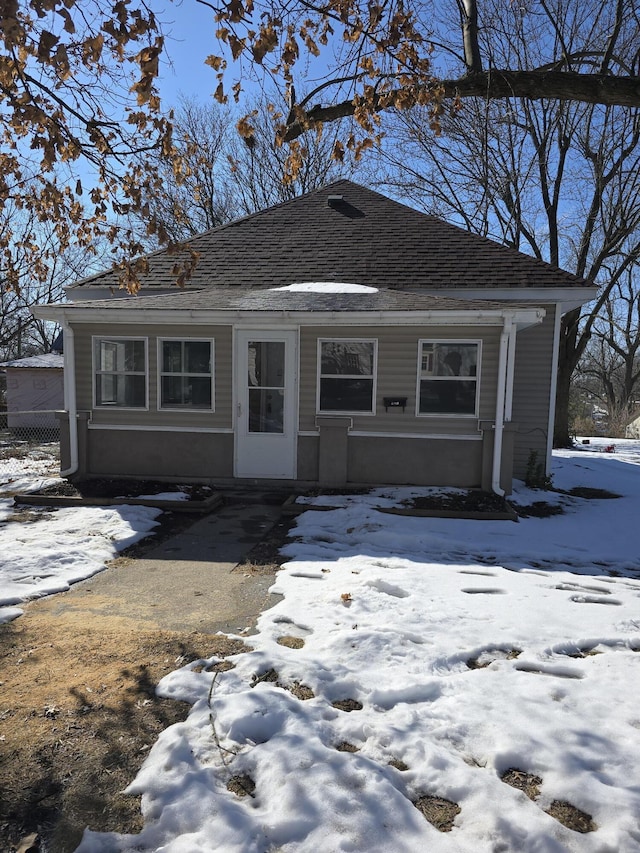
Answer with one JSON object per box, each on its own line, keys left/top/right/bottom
{"left": 546, "top": 800, "right": 597, "bottom": 833}
{"left": 276, "top": 635, "right": 305, "bottom": 649}
{"left": 331, "top": 698, "right": 363, "bottom": 712}
{"left": 0, "top": 611, "right": 246, "bottom": 852}
{"left": 500, "top": 768, "right": 597, "bottom": 833}
{"left": 564, "top": 487, "right": 620, "bottom": 500}
{"left": 0, "top": 507, "right": 293, "bottom": 853}
{"left": 335, "top": 741, "right": 359, "bottom": 753}
{"left": 36, "top": 478, "right": 216, "bottom": 502}
{"left": 408, "top": 491, "right": 511, "bottom": 513}
{"left": 226, "top": 774, "right": 256, "bottom": 799}
{"left": 467, "top": 647, "right": 522, "bottom": 669}
{"left": 413, "top": 794, "right": 461, "bottom": 832}
{"left": 249, "top": 667, "right": 314, "bottom": 701}
{"left": 501, "top": 767, "right": 543, "bottom": 800}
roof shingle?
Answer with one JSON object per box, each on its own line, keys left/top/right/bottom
{"left": 63, "top": 288, "right": 532, "bottom": 314}
{"left": 70, "top": 180, "right": 592, "bottom": 293}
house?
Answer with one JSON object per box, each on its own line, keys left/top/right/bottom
{"left": 0, "top": 352, "right": 64, "bottom": 432}
{"left": 33, "top": 180, "right": 596, "bottom": 494}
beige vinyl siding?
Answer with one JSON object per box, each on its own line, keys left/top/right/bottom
{"left": 511, "top": 305, "right": 556, "bottom": 478}
{"left": 299, "top": 325, "right": 502, "bottom": 434}
{"left": 73, "top": 322, "right": 233, "bottom": 429}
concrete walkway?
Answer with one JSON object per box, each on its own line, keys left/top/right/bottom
{"left": 32, "top": 497, "right": 285, "bottom": 634}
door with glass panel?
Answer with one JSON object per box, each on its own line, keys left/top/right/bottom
{"left": 235, "top": 330, "right": 297, "bottom": 479}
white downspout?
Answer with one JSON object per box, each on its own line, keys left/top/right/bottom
{"left": 61, "top": 321, "right": 79, "bottom": 477}
{"left": 546, "top": 305, "right": 561, "bottom": 474}
{"left": 492, "top": 317, "right": 512, "bottom": 496}
{"left": 505, "top": 319, "right": 517, "bottom": 422}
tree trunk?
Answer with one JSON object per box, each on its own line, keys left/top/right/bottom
{"left": 554, "top": 309, "right": 581, "bottom": 446}
{"left": 554, "top": 353, "right": 574, "bottom": 447}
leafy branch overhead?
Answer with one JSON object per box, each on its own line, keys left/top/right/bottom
{"left": 204, "top": 0, "right": 640, "bottom": 150}
{"left": 1, "top": 0, "right": 638, "bottom": 293}
{"left": 0, "top": 0, "right": 190, "bottom": 292}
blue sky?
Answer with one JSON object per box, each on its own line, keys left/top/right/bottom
{"left": 155, "top": 1, "right": 222, "bottom": 108}
{"left": 153, "top": 0, "right": 333, "bottom": 114}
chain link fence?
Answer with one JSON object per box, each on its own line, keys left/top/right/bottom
{"left": 0, "top": 410, "right": 61, "bottom": 484}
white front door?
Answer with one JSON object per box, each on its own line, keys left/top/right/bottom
{"left": 235, "top": 329, "right": 298, "bottom": 479}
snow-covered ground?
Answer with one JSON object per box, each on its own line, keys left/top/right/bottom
{"left": 3, "top": 439, "right": 640, "bottom": 851}
{"left": 0, "top": 450, "right": 162, "bottom": 623}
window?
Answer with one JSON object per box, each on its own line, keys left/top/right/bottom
{"left": 318, "top": 339, "right": 376, "bottom": 413}
{"left": 94, "top": 338, "right": 147, "bottom": 408}
{"left": 247, "top": 340, "right": 284, "bottom": 433}
{"left": 417, "top": 340, "right": 479, "bottom": 416}
{"left": 159, "top": 339, "right": 213, "bottom": 409}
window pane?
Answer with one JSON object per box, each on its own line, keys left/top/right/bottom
{"left": 419, "top": 379, "right": 476, "bottom": 414}
{"left": 161, "top": 376, "right": 185, "bottom": 406}
{"left": 185, "top": 341, "right": 211, "bottom": 374}
{"left": 248, "top": 342, "right": 284, "bottom": 387}
{"left": 161, "top": 375, "right": 212, "bottom": 408}
{"left": 320, "top": 378, "right": 373, "bottom": 412}
{"left": 125, "top": 375, "right": 146, "bottom": 407}
{"left": 425, "top": 343, "right": 477, "bottom": 378}
{"left": 98, "top": 341, "right": 117, "bottom": 372}
{"left": 321, "top": 341, "right": 374, "bottom": 376}
{"left": 190, "top": 376, "right": 212, "bottom": 407}
{"left": 95, "top": 339, "right": 146, "bottom": 408}
{"left": 162, "top": 341, "right": 183, "bottom": 373}
{"left": 99, "top": 339, "right": 144, "bottom": 373}
{"left": 96, "top": 374, "right": 146, "bottom": 407}
{"left": 127, "top": 340, "right": 146, "bottom": 372}
{"left": 248, "top": 388, "right": 284, "bottom": 432}
{"left": 96, "top": 374, "right": 117, "bottom": 405}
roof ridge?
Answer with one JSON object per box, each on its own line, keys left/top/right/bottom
{"left": 65, "top": 179, "right": 594, "bottom": 293}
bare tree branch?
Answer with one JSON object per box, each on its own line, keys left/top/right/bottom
{"left": 284, "top": 71, "right": 640, "bottom": 140}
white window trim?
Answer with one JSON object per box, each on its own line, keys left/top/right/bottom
{"left": 316, "top": 337, "right": 378, "bottom": 416}
{"left": 157, "top": 338, "right": 215, "bottom": 412}
{"left": 415, "top": 338, "right": 482, "bottom": 419}
{"left": 92, "top": 336, "right": 149, "bottom": 410}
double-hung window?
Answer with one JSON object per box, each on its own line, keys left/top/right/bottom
{"left": 318, "top": 339, "right": 377, "bottom": 414}
{"left": 94, "top": 338, "right": 147, "bottom": 408}
{"left": 159, "top": 339, "right": 214, "bottom": 410}
{"left": 417, "top": 340, "right": 479, "bottom": 416}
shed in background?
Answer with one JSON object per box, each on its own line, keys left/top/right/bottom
{"left": 0, "top": 353, "right": 64, "bottom": 431}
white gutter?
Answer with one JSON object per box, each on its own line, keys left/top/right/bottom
{"left": 492, "top": 317, "right": 513, "bottom": 496}
{"left": 33, "top": 304, "right": 545, "bottom": 329}
{"left": 61, "top": 322, "right": 79, "bottom": 477}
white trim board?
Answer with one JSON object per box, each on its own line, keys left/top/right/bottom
{"left": 87, "top": 423, "right": 233, "bottom": 434}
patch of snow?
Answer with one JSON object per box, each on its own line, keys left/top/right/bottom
{"left": 0, "top": 465, "right": 161, "bottom": 623}
{"left": 137, "top": 490, "right": 190, "bottom": 501}
{"left": 75, "top": 439, "right": 640, "bottom": 852}
{"left": 272, "top": 282, "right": 379, "bottom": 293}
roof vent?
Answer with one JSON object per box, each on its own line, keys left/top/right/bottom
{"left": 327, "top": 195, "right": 344, "bottom": 208}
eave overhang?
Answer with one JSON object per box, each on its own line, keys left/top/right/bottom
{"left": 33, "top": 304, "right": 546, "bottom": 331}
{"left": 428, "top": 287, "right": 598, "bottom": 314}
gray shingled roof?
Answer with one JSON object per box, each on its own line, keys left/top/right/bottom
{"left": 0, "top": 353, "right": 64, "bottom": 369}
{"left": 64, "top": 287, "right": 532, "bottom": 314}
{"left": 71, "top": 180, "right": 591, "bottom": 293}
